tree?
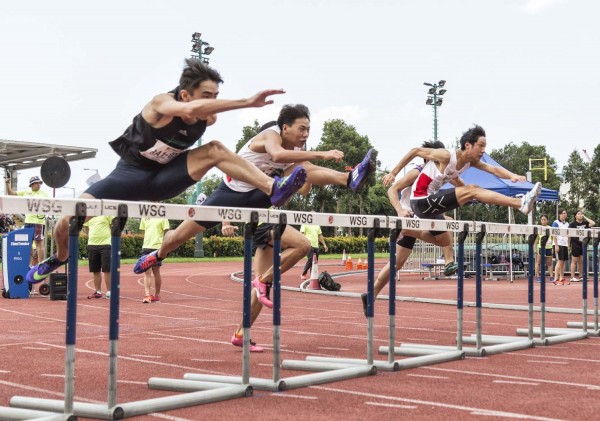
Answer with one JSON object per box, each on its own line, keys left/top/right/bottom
{"left": 235, "top": 120, "right": 262, "bottom": 152}
{"left": 311, "top": 119, "right": 377, "bottom": 233}
{"left": 563, "top": 146, "right": 600, "bottom": 221}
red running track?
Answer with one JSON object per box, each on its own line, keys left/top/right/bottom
{"left": 0, "top": 259, "right": 598, "bottom": 420}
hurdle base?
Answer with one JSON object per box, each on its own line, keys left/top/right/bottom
{"left": 461, "top": 336, "right": 535, "bottom": 354}
{"left": 10, "top": 398, "right": 114, "bottom": 420}
{"left": 0, "top": 406, "right": 76, "bottom": 421}
{"left": 565, "top": 322, "right": 600, "bottom": 336}
{"left": 279, "top": 365, "right": 377, "bottom": 390}
{"left": 182, "top": 373, "right": 283, "bottom": 392}
{"left": 515, "top": 328, "right": 589, "bottom": 345}
{"left": 377, "top": 348, "right": 465, "bottom": 368}
{"left": 305, "top": 356, "right": 400, "bottom": 371}
{"left": 11, "top": 385, "right": 251, "bottom": 419}
{"left": 385, "top": 343, "right": 485, "bottom": 357}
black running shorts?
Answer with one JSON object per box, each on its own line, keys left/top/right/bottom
{"left": 88, "top": 245, "right": 111, "bottom": 273}
{"left": 410, "top": 189, "right": 460, "bottom": 219}
{"left": 194, "top": 181, "right": 272, "bottom": 230}
{"left": 85, "top": 154, "right": 195, "bottom": 202}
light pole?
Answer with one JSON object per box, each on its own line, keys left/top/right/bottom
{"left": 423, "top": 80, "right": 447, "bottom": 141}
{"left": 189, "top": 32, "right": 215, "bottom": 258}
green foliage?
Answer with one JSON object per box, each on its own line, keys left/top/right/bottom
{"left": 562, "top": 145, "right": 600, "bottom": 222}
{"left": 235, "top": 120, "right": 262, "bottom": 152}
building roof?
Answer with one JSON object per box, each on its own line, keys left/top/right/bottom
{"left": 0, "top": 139, "right": 97, "bottom": 171}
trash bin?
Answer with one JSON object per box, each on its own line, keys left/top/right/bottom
{"left": 1, "top": 228, "right": 34, "bottom": 299}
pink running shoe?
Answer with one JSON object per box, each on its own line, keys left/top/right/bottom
{"left": 231, "top": 334, "right": 264, "bottom": 352}
{"left": 252, "top": 277, "right": 273, "bottom": 308}
{"left": 150, "top": 295, "right": 161, "bottom": 302}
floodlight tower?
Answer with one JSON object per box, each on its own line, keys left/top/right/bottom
{"left": 423, "top": 80, "right": 447, "bottom": 141}
{"left": 188, "top": 32, "right": 215, "bottom": 257}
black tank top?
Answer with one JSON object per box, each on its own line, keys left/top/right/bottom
{"left": 109, "top": 87, "right": 208, "bottom": 169}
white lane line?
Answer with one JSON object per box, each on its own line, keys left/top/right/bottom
{"left": 272, "top": 393, "right": 318, "bottom": 400}
{"left": 117, "top": 380, "right": 148, "bottom": 385}
{"left": 41, "top": 374, "right": 66, "bottom": 378}
{"left": 407, "top": 374, "right": 448, "bottom": 380}
{"left": 493, "top": 380, "right": 539, "bottom": 386}
{"left": 526, "top": 360, "right": 569, "bottom": 365}
{"left": 318, "top": 347, "right": 350, "bottom": 351}
{"left": 510, "top": 353, "right": 600, "bottom": 363}
{"left": 365, "top": 401, "right": 417, "bottom": 409}
{"left": 190, "top": 359, "right": 225, "bottom": 362}
{"left": 312, "top": 385, "right": 563, "bottom": 421}
{"left": 22, "top": 346, "right": 50, "bottom": 350}
{"left": 424, "top": 367, "right": 600, "bottom": 390}
{"left": 131, "top": 354, "right": 162, "bottom": 358}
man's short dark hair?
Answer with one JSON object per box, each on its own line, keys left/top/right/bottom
{"left": 179, "top": 58, "right": 224, "bottom": 92}
{"left": 459, "top": 125, "right": 486, "bottom": 150}
{"left": 260, "top": 121, "right": 278, "bottom": 132}
{"left": 277, "top": 104, "right": 310, "bottom": 129}
{"left": 422, "top": 140, "right": 445, "bottom": 149}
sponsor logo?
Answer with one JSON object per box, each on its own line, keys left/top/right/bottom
{"left": 188, "top": 208, "right": 195, "bottom": 218}
{"left": 292, "top": 213, "right": 313, "bottom": 224}
{"left": 138, "top": 204, "right": 166, "bottom": 217}
{"left": 405, "top": 219, "right": 420, "bottom": 229}
{"left": 349, "top": 216, "right": 368, "bottom": 226}
{"left": 217, "top": 208, "right": 242, "bottom": 220}
{"left": 26, "top": 199, "right": 62, "bottom": 214}
{"left": 446, "top": 221, "right": 459, "bottom": 230}
{"left": 328, "top": 215, "right": 334, "bottom": 224}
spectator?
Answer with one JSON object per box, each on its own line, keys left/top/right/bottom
{"left": 5, "top": 174, "right": 49, "bottom": 266}
{"left": 551, "top": 209, "right": 569, "bottom": 285}
{"left": 139, "top": 217, "right": 170, "bottom": 303}
{"left": 534, "top": 214, "right": 554, "bottom": 283}
{"left": 568, "top": 210, "right": 596, "bottom": 282}
{"left": 83, "top": 216, "right": 114, "bottom": 299}
{"left": 299, "top": 224, "right": 328, "bottom": 280}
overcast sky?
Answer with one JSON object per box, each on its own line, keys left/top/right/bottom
{"left": 1, "top": 0, "right": 597, "bottom": 197}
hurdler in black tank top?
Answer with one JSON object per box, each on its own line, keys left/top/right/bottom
{"left": 109, "top": 86, "right": 208, "bottom": 169}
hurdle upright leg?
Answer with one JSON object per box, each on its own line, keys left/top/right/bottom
{"left": 107, "top": 205, "right": 128, "bottom": 410}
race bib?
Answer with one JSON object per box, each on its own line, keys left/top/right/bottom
{"left": 140, "top": 140, "right": 184, "bottom": 164}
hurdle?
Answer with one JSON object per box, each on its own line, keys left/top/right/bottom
{"left": 514, "top": 226, "right": 591, "bottom": 344}
{"left": 383, "top": 222, "right": 536, "bottom": 358}
{"left": 161, "top": 210, "right": 375, "bottom": 392}
{"left": 1, "top": 198, "right": 254, "bottom": 419}
{"left": 565, "top": 236, "right": 600, "bottom": 336}
{"left": 299, "top": 216, "right": 464, "bottom": 371}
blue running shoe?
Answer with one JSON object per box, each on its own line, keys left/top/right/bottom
{"left": 134, "top": 250, "right": 162, "bottom": 274}
{"left": 270, "top": 166, "right": 307, "bottom": 207}
{"left": 349, "top": 148, "right": 377, "bottom": 192}
{"left": 26, "top": 255, "right": 66, "bottom": 284}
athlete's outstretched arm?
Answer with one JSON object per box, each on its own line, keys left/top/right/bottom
{"left": 387, "top": 168, "right": 419, "bottom": 216}
{"left": 262, "top": 130, "right": 343, "bottom": 164}
{"left": 472, "top": 161, "right": 525, "bottom": 182}
{"left": 147, "top": 89, "right": 286, "bottom": 122}
{"left": 383, "top": 148, "right": 449, "bottom": 186}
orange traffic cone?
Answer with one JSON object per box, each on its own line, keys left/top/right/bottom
{"left": 364, "top": 259, "right": 368, "bottom": 270}
{"left": 345, "top": 256, "right": 354, "bottom": 271}
{"left": 308, "top": 253, "right": 320, "bottom": 290}
{"left": 357, "top": 258, "right": 363, "bottom": 270}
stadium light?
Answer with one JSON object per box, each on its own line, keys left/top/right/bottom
{"left": 424, "top": 79, "right": 448, "bottom": 141}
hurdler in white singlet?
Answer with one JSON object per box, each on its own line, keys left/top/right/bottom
{"left": 224, "top": 126, "right": 294, "bottom": 193}
{"left": 410, "top": 149, "right": 469, "bottom": 200}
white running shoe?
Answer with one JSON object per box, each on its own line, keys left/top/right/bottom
{"left": 519, "top": 182, "right": 542, "bottom": 214}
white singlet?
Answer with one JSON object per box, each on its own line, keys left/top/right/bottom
{"left": 410, "top": 149, "right": 469, "bottom": 200}
{"left": 224, "top": 126, "right": 294, "bottom": 192}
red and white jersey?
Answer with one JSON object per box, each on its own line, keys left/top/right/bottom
{"left": 223, "top": 126, "right": 293, "bottom": 192}
{"left": 410, "top": 149, "right": 469, "bottom": 199}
